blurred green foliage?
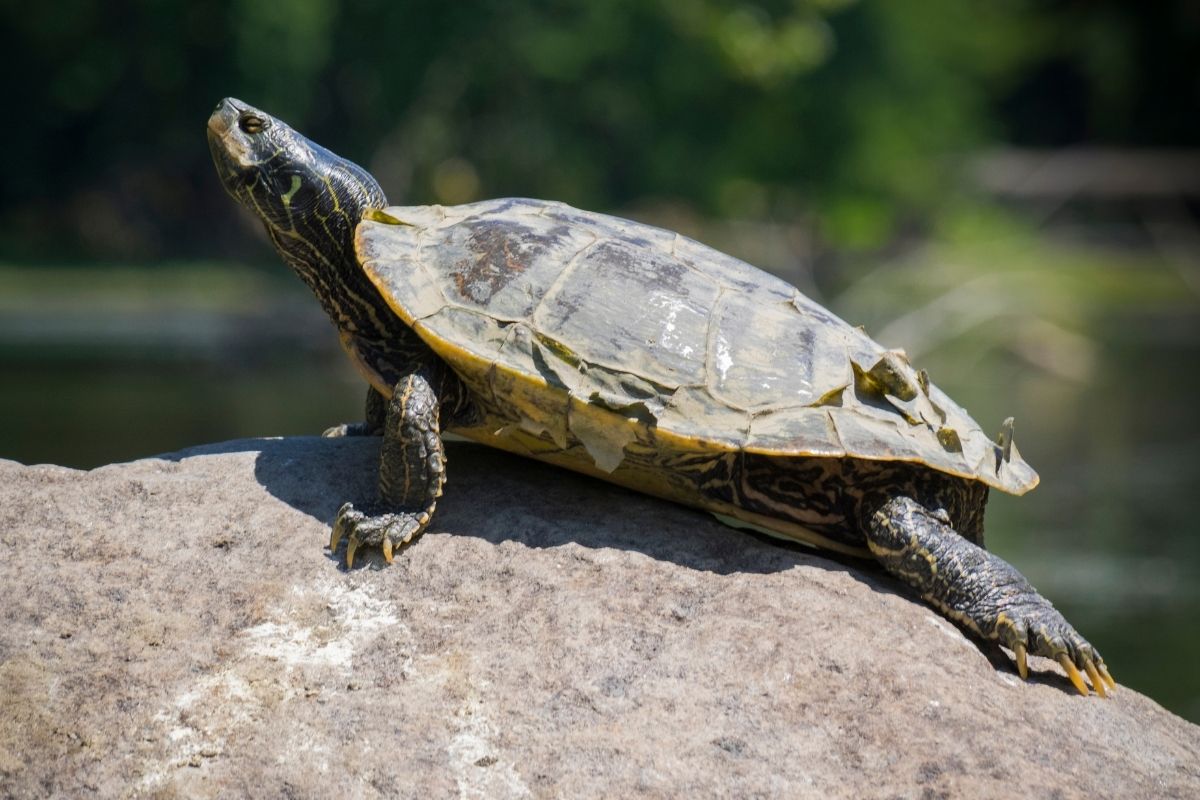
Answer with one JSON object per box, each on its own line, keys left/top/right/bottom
{"left": 2, "top": 0, "right": 1197, "bottom": 260}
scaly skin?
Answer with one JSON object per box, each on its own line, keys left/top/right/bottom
{"left": 329, "top": 369, "right": 446, "bottom": 566}
{"left": 867, "top": 496, "right": 1115, "bottom": 696}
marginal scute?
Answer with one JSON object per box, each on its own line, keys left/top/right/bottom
{"left": 662, "top": 385, "right": 748, "bottom": 450}
{"left": 357, "top": 198, "right": 1040, "bottom": 495}
{"left": 830, "top": 410, "right": 927, "bottom": 463}
{"left": 747, "top": 407, "right": 843, "bottom": 456}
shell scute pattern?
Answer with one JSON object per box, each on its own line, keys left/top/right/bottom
{"left": 358, "top": 199, "right": 1038, "bottom": 495}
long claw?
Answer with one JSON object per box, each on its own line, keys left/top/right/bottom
{"left": 1014, "top": 642, "right": 1028, "bottom": 680}
{"left": 1058, "top": 654, "right": 1089, "bottom": 696}
{"left": 1083, "top": 659, "right": 1108, "bottom": 698}
{"left": 345, "top": 537, "right": 360, "bottom": 569}
{"left": 1097, "top": 662, "right": 1116, "bottom": 690}
{"left": 330, "top": 517, "right": 346, "bottom": 552}
{"left": 382, "top": 538, "right": 394, "bottom": 564}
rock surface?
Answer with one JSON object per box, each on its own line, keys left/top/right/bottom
{"left": 0, "top": 437, "right": 1197, "bottom": 799}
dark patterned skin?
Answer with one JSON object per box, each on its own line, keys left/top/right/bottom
{"left": 207, "top": 98, "right": 1114, "bottom": 697}
{"left": 867, "top": 495, "right": 1105, "bottom": 687}
{"left": 728, "top": 454, "right": 988, "bottom": 551}
{"left": 729, "top": 453, "right": 1107, "bottom": 693}
{"left": 329, "top": 368, "right": 448, "bottom": 566}
{"left": 722, "top": 452, "right": 1111, "bottom": 694}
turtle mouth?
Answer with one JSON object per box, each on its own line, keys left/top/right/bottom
{"left": 207, "top": 98, "right": 257, "bottom": 173}
{"left": 207, "top": 97, "right": 246, "bottom": 138}
{"left": 207, "top": 110, "right": 232, "bottom": 139}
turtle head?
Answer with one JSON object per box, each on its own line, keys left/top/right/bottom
{"left": 207, "top": 97, "right": 385, "bottom": 268}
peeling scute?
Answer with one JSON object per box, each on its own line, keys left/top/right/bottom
{"left": 854, "top": 350, "right": 918, "bottom": 401}
{"left": 567, "top": 398, "right": 638, "bottom": 473}
{"left": 936, "top": 427, "right": 963, "bottom": 453}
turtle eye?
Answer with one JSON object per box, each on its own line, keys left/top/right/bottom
{"left": 239, "top": 113, "right": 267, "bottom": 135}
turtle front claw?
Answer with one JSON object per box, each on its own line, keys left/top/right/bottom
{"left": 328, "top": 501, "right": 429, "bottom": 568}
{"left": 996, "top": 605, "right": 1115, "bottom": 697}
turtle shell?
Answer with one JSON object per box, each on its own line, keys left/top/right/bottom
{"left": 356, "top": 198, "right": 1037, "bottom": 495}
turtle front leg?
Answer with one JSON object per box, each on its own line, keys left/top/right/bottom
{"left": 329, "top": 371, "right": 445, "bottom": 567}
{"left": 323, "top": 386, "right": 388, "bottom": 437}
{"left": 866, "top": 496, "right": 1116, "bottom": 697}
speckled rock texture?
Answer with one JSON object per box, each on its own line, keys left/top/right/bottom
{"left": 0, "top": 437, "right": 1196, "bottom": 799}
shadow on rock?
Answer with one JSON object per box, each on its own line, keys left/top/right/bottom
{"left": 167, "top": 435, "right": 882, "bottom": 579}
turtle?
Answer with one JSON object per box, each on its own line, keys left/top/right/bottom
{"left": 207, "top": 97, "right": 1115, "bottom": 697}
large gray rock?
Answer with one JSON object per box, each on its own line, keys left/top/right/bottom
{"left": 0, "top": 437, "right": 1196, "bottom": 799}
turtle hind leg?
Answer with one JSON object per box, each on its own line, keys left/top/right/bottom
{"left": 865, "top": 495, "right": 1115, "bottom": 697}
{"left": 323, "top": 386, "right": 388, "bottom": 437}
{"left": 330, "top": 371, "right": 445, "bottom": 567}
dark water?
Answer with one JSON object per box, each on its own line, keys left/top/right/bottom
{"left": 2, "top": 245, "right": 1197, "bottom": 722}
{"left": 0, "top": 359, "right": 364, "bottom": 469}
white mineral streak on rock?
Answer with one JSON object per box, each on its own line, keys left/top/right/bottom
{"left": 243, "top": 580, "right": 402, "bottom": 671}
{"left": 447, "top": 690, "right": 532, "bottom": 799}
{"left": 140, "top": 577, "right": 408, "bottom": 791}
